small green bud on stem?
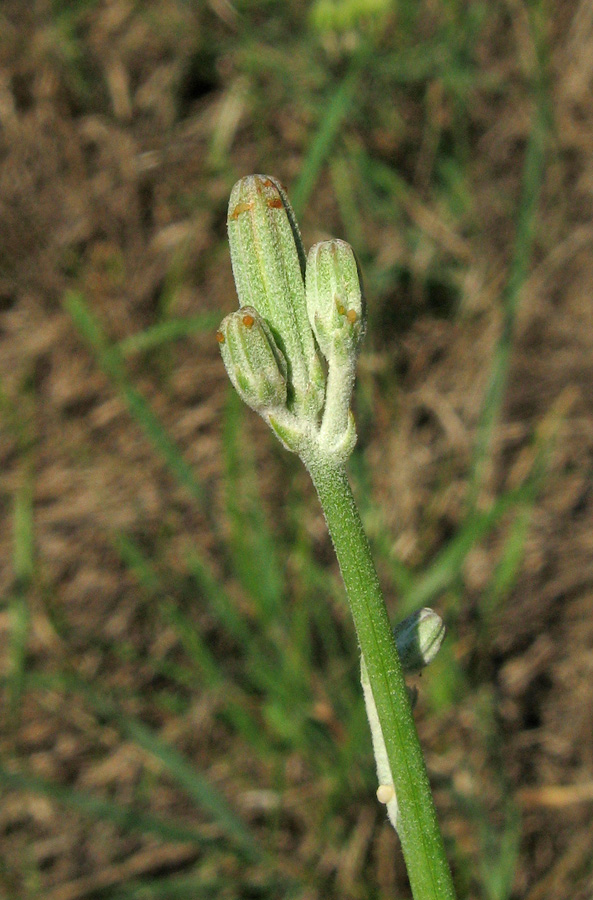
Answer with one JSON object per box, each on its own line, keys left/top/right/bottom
{"left": 306, "top": 238, "right": 365, "bottom": 362}
{"left": 393, "top": 608, "right": 446, "bottom": 674}
{"left": 305, "top": 239, "right": 365, "bottom": 457}
{"left": 217, "top": 306, "right": 288, "bottom": 415}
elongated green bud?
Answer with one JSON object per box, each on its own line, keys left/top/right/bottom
{"left": 217, "top": 306, "right": 287, "bottom": 414}
{"left": 306, "top": 239, "right": 364, "bottom": 458}
{"left": 227, "top": 175, "right": 324, "bottom": 420}
{"left": 394, "top": 608, "right": 446, "bottom": 674}
{"left": 305, "top": 239, "right": 365, "bottom": 363}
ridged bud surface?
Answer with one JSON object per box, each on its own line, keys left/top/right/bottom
{"left": 305, "top": 239, "right": 365, "bottom": 362}
{"left": 217, "top": 306, "right": 287, "bottom": 414}
{"left": 228, "top": 175, "right": 324, "bottom": 420}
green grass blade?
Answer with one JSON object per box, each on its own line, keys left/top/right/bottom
{"left": 113, "top": 533, "right": 288, "bottom": 759}
{"left": 112, "top": 501, "right": 253, "bottom": 681}
{"left": 401, "top": 477, "right": 539, "bottom": 613}
{"left": 479, "top": 802, "right": 521, "bottom": 900}
{"left": 0, "top": 763, "right": 209, "bottom": 846}
{"left": 30, "top": 670, "right": 261, "bottom": 860}
{"left": 107, "top": 861, "right": 295, "bottom": 900}
{"left": 349, "top": 449, "right": 416, "bottom": 596}
{"left": 6, "top": 479, "right": 34, "bottom": 725}
{"left": 115, "top": 714, "right": 260, "bottom": 861}
{"left": 329, "top": 154, "right": 366, "bottom": 255}
{"left": 482, "top": 504, "right": 534, "bottom": 625}
{"left": 113, "top": 532, "right": 225, "bottom": 687}
{"left": 184, "top": 548, "right": 251, "bottom": 645}
{"left": 480, "top": 409, "right": 556, "bottom": 629}
{"left": 184, "top": 549, "right": 312, "bottom": 758}
{"left": 107, "top": 872, "right": 223, "bottom": 900}
{"left": 107, "top": 866, "right": 298, "bottom": 900}
{"left": 64, "top": 291, "right": 205, "bottom": 505}
{"left": 467, "top": 15, "right": 551, "bottom": 508}
{"left": 119, "top": 312, "right": 221, "bottom": 357}
{"left": 12, "top": 480, "right": 34, "bottom": 586}
{"left": 160, "top": 597, "right": 225, "bottom": 688}
{"left": 113, "top": 531, "right": 162, "bottom": 594}
{"left": 291, "top": 50, "right": 366, "bottom": 218}
{"left": 222, "top": 391, "right": 284, "bottom": 620}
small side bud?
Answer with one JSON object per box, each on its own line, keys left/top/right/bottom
{"left": 217, "top": 306, "right": 287, "bottom": 414}
{"left": 305, "top": 239, "right": 365, "bottom": 363}
{"left": 394, "top": 608, "right": 446, "bottom": 675}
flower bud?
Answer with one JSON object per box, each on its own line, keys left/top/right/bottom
{"left": 216, "top": 306, "right": 287, "bottom": 414}
{"left": 394, "top": 608, "right": 446, "bottom": 674}
{"left": 305, "top": 239, "right": 365, "bottom": 363}
{"left": 228, "top": 175, "right": 324, "bottom": 420}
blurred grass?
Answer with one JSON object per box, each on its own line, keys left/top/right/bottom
{"left": 0, "top": 762, "right": 212, "bottom": 847}
{"left": 291, "top": 47, "right": 367, "bottom": 219}
{"left": 65, "top": 291, "right": 207, "bottom": 507}
{"left": 467, "top": 3, "right": 551, "bottom": 511}
{"left": 118, "top": 312, "right": 222, "bottom": 358}
{"left": 0, "top": 1, "right": 563, "bottom": 898}
{"left": 6, "top": 479, "right": 34, "bottom": 728}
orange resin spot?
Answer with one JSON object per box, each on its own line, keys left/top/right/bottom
{"left": 267, "top": 197, "right": 283, "bottom": 210}
{"left": 242, "top": 313, "right": 255, "bottom": 328}
{"left": 215, "top": 330, "right": 225, "bottom": 344}
{"left": 230, "top": 201, "right": 253, "bottom": 220}
{"left": 346, "top": 309, "right": 358, "bottom": 324}
{"left": 261, "top": 178, "right": 275, "bottom": 187}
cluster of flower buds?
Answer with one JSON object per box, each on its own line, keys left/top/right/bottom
{"left": 217, "top": 174, "right": 366, "bottom": 465}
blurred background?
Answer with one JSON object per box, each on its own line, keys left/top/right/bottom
{"left": 1, "top": 1, "right": 593, "bottom": 898}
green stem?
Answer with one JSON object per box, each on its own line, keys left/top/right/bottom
{"left": 319, "top": 355, "right": 355, "bottom": 446}
{"left": 304, "top": 454, "right": 456, "bottom": 900}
